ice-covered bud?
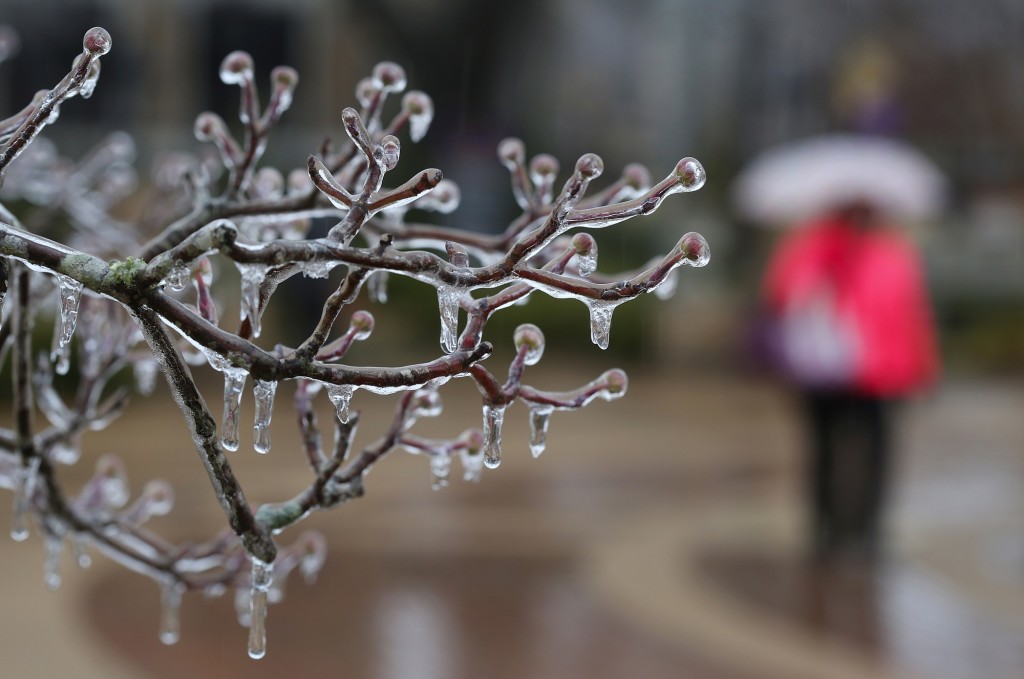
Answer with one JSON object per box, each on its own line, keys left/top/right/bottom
{"left": 92, "top": 454, "right": 129, "bottom": 509}
{"left": 417, "top": 179, "right": 460, "bottom": 213}
{"left": 297, "top": 531, "right": 327, "bottom": 584}
{"left": 193, "top": 112, "right": 227, "bottom": 142}
{"left": 571, "top": 233, "right": 598, "bottom": 277}
{"left": 124, "top": 480, "right": 175, "bottom": 525}
{"left": 411, "top": 390, "right": 443, "bottom": 419}
{"left": 83, "top": 27, "right": 111, "bottom": 56}
{"left": 153, "top": 153, "right": 194, "bottom": 190}
{"left": 622, "top": 163, "right": 651, "bottom": 192}
{"left": 677, "top": 232, "right": 710, "bottom": 267}
{"left": 513, "top": 323, "right": 545, "bottom": 366}
{"left": 355, "top": 77, "right": 380, "bottom": 108}
{"left": 348, "top": 310, "right": 375, "bottom": 341}
{"left": 372, "top": 61, "right": 407, "bottom": 93}
{"left": 529, "top": 154, "right": 560, "bottom": 185}
{"left": 287, "top": 167, "right": 312, "bottom": 194}
{"left": 380, "top": 135, "right": 401, "bottom": 171}
{"left": 219, "top": 50, "right": 254, "bottom": 85}
{"left": 254, "top": 167, "right": 284, "bottom": 198}
{"left": 401, "top": 91, "right": 433, "bottom": 142}
{"left": 575, "top": 153, "right": 604, "bottom": 180}
{"left": 599, "top": 369, "right": 629, "bottom": 400}
{"left": 271, "top": 65, "right": 298, "bottom": 90}
{"left": 674, "top": 157, "right": 705, "bottom": 192}
{"left": 269, "top": 65, "right": 298, "bottom": 113}
{"left": 497, "top": 138, "right": 525, "bottom": 168}
{"left": 446, "top": 241, "right": 469, "bottom": 267}
{"left": 459, "top": 429, "right": 485, "bottom": 455}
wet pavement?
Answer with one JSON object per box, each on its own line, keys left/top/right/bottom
{"left": 1, "top": 367, "right": 1022, "bottom": 678}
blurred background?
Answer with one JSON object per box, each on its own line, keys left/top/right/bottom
{"left": 0, "top": 0, "right": 1022, "bottom": 677}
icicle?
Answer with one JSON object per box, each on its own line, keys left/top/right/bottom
{"left": 221, "top": 368, "right": 247, "bottom": 451}
{"left": 482, "top": 404, "right": 506, "bottom": 469}
{"left": 43, "top": 534, "right": 63, "bottom": 591}
{"left": 133, "top": 358, "right": 158, "bottom": 395}
{"left": 159, "top": 581, "right": 184, "bottom": 645}
{"left": 252, "top": 380, "right": 277, "bottom": 454}
{"left": 430, "top": 455, "right": 451, "bottom": 491}
{"left": 237, "top": 263, "right": 268, "bottom": 338}
{"left": 529, "top": 405, "right": 554, "bottom": 458}
{"left": 50, "top": 275, "right": 83, "bottom": 375}
{"left": 437, "top": 286, "right": 459, "bottom": 354}
{"left": 164, "top": 261, "right": 190, "bottom": 292}
{"left": 10, "top": 457, "right": 39, "bottom": 541}
{"left": 248, "top": 559, "right": 273, "bottom": 660}
{"left": 587, "top": 301, "right": 617, "bottom": 350}
{"left": 368, "top": 271, "right": 389, "bottom": 303}
{"left": 326, "top": 384, "right": 354, "bottom": 424}
{"left": 298, "top": 533, "right": 327, "bottom": 585}
{"left": 73, "top": 536, "right": 92, "bottom": 569}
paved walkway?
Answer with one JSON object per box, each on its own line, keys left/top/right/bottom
{"left": 1, "top": 368, "right": 1022, "bottom": 677}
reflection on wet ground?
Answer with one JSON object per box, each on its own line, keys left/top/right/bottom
{"left": 2, "top": 369, "right": 1022, "bottom": 677}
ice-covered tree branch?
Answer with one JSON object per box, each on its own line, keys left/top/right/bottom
{"left": 0, "top": 26, "right": 709, "bottom": 659}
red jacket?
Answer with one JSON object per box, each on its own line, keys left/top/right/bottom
{"left": 762, "top": 216, "right": 939, "bottom": 396}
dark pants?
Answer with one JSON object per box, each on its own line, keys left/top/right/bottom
{"left": 804, "top": 391, "right": 891, "bottom": 557}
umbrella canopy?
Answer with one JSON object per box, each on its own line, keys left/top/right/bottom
{"left": 733, "top": 134, "right": 947, "bottom": 225}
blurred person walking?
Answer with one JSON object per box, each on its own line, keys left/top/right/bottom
{"left": 760, "top": 200, "right": 938, "bottom": 558}
{"left": 735, "top": 135, "right": 944, "bottom": 559}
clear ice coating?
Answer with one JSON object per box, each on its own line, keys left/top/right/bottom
{"left": 528, "top": 405, "right": 554, "bottom": 458}
{"left": 159, "top": 581, "right": 184, "bottom": 645}
{"left": 164, "top": 261, "right": 190, "bottom": 292}
{"left": 221, "top": 368, "right": 248, "bottom": 451}
{"left": 437, "top": 286, "right": 459, "bottom": 354}
{"left": 252, "top": 380, "right": 277, "bottom": 454}
{"left": 248, "top": 559, "right": 273, "bottom": 660}
{"left": 587, "top": 301, "right": 617, "bottom": 350}
{"left": 482, "top": 404, "right": 506, "bottom": 470}
{"left": 430, "top": 455, "right": 451, "bottom": 491}
{"left": 655, "top": 269, "right": 679, "bottom": 300}
{"left": 326, "top": 384, "right": 354, "bottom": 424}
{"left": 237, "top": 263, "right": 268, "bottom": 337}
{"left": 10, "top": 457, "right": 39, "bottom": 541}
{"left": 50, "top": 275, "right": 83, "bottom": 375}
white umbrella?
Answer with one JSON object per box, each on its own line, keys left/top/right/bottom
{"left": 733, "top": 134, "right": 947, "bottom": 226}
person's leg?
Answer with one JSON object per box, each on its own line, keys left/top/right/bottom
{"left": 859, "top": 396, "right": 891, "bottom": 552}
{"left": 805, "top": 391, "right": 839, "bottom": 556}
